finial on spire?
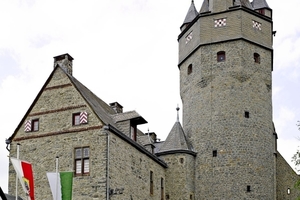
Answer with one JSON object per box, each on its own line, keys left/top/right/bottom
{"left": 176, "top": 105, "right": 180, "bottom": 122}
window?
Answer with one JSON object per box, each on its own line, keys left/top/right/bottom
{"left": 150, "top": 171, "right": 154, "bottom": 195}
{"left": 24, "top": 119, "right": 39, "bottom": 132}
{"left": 213, "top": 150, "right": 217, "bottom": 157}
{"left": 32, "top": 119, "right": 39, "bottom": 131}
{"left": 130, "top": 124, "right": 137, "bottom": 141}
{"left": 257, "top": 9, "right": 265, "bottom": 15}
{"left": 217, "top": 51, "right": 226, "bottom": 62}
{"left": 161, "top": 178, "right": 164, "bottom": 200}
{"left": 254, "top": 53, "right": 260, "bottom": 64}
{"left": 245, "top": 111, "right": 250, "bottom": 118}
{"left": 75, "top": 147, "right": 90, "bottom": 176}
{"left": 73, "top": 112, "right": 88, "bottom": 126}
{"left": 73, "top": 113, "right": 80, "bottom": 125}
{"left": 247, "top": 185, "right": 251, "bottom": 192}
{"left": 187, "top": 64, "right": 193, "bottom": 75}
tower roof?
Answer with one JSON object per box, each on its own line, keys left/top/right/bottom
{"left": 181, "top": 0, "right": 198, "bottom": 27}
{"left": 251, "top": 0, "right": 271, "bottom": 10}
{"left": 236, "top": 0, "right": 253, "bottom": 9}
{"left": 158, "top": 121, "right": 192, "bottom": 153}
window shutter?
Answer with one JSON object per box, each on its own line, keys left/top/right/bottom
{"left": 80, "top": 111, "right": 88, "bottom": 124}
{"left": 24, "top": 120, "right": 32, "bottom": 132}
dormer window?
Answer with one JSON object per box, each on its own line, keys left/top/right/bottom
{"left": 217, "top": 51, "right": 226, "bottom": 62}
{"left": 130, "top": 124, "right": 137, "bottom": 141}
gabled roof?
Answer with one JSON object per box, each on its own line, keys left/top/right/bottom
{"left": 158, "top": 121, "right": 194, "bottom": 154}
{"left": 181, "top": 0, "right": 199, "bottom": 27}
{"left": 251, "top": 0, "right": 271, "bottom": 10}
{"left": 8, "top": 66, "right": 118, "bottom": 140}
{"left": 66, "top": 73, "right": 117, "bottom": 126}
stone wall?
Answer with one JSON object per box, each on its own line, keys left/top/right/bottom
{"left": 276, "top": 152, "right": 300, "bottom": 199}
{"left": 108, "top": 131, "right": 166, "bottom": 200}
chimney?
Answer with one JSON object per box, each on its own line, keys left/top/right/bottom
{"left": 54, "top": 53, "right": 74, "bottom": 75}
{"left": 109, "top": 102, "right": 123, "bottom": 113}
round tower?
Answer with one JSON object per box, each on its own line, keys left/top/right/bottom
{"left": 178, "top": 0, "right": 276, "bottom": 199}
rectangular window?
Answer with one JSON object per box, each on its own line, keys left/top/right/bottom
{"left": 213, "top": 150, "right": 217, "bottom": 157}
{"left": 75, "top": 147, "right": 90, "bottom": 176}
{"left": 161, "top": 178, "right": 164, "bottom": 200}
{"left": 247, "top": 185, "right": 251, "bottom": 192}
{"left": 73, "top": 113, "right": 80, "bottom": 125}
{"left": 150, "top": 171, "right": 154, "bottom": 195}
{"left": 245, "top": 111, "right": 250, "bottom": 118}
{"left": 32, "top": 119, "right": 39, "bottom": 131}
{"left": 130, "top": 124, "right": 137, "bottom": 141}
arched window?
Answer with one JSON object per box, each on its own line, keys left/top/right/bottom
{"left": 217, "top": 51, "right": 226, "bottom": 62}
{"left": 254, "top": 53, "right": 260, "bottom": 64}
{"left": 187, "top": 64, "right": 193, "bottom": 75}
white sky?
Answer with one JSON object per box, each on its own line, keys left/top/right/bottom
{"left": 1, "top": 0, "right": 300, "bottom": 194}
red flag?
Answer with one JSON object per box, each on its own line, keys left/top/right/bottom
{"left": 11, "top": 157, "right": 35, "bottom": 200}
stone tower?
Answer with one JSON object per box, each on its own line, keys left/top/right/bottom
{"left": 178, "top": 0, "right": 275, "bottom": 199}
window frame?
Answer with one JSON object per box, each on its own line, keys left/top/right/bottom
{"left": 72, "top": 112, "right": 81, "bottom": 126}
{"left": 254, "top": 53, "right": 260, "bottom": 64}
{"left": 74, "top": 147, "right": 90, "bottom": 176}
{"left": 217, "top": 51, "right": 226, "bottom": 62}
{"left": 32, "top": 119, "right": 39, "bottom": 132}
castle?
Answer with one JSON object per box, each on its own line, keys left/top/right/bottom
{"left": 7, "top": 0, "right": 300, "bottom": 199}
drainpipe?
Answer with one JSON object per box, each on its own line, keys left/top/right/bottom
{"left": 103, "top": 126, "right": 110, "bottom": 200}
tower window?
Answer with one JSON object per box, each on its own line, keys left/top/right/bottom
{"left": 245, "top": 111, "right": 250, "bottom": 118}
{"left": 187, "top": 64, "right": 193, "bottom": 75}
{"left": 254, "top": 53, "right": 260, "bottom": 64}
{"left": 213, "top": 150, "right": 217, "bottom": 157}
{"left": 150, "top": 171, "right": 154, "bottom": 195}
{"left": 257, "top": 9, "right": 265, "bottom": 15}
{"left": 217, "top": 51, "right": 226, "bottom": 62}
{"left": 247, "top": 185, "right": 251, "bottom": 192}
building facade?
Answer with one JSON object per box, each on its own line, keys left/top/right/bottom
{"left": 7, "top": 0, "right": 300, "bottom": 199}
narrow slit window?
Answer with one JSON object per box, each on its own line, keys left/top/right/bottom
{"left": 150, "top": 171, "right": 154, "bottom": 195}
{"left": 188, "top": 64, "right": 193, "bottom": 75}
{"left": 254, "top": 53, "right": 260, "bottom": 64}
{"left": 161, "top": 178, "right": 164, "bottom": 200}
{"left": 213, "top": 150, "right": 217, "bottom": 157}
{"left": 247, "top": 185, "right": 251, "bottom": 192}
{"left": 245, "top": 111, "right": 250, "bottom": 118}
{"left": 217, "top": 51, "right": 226, "bottom": 62}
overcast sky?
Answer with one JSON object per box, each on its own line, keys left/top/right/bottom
{"left": 1, "top": 0, "right": 300, "bottom": 194}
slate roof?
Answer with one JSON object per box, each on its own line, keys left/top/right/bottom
{"left": 182, "top": 0, "right": 199, "bottom": 26}
{"left": 199, "top": 0, "right": 209, "bottom": 13}
{"left": 236, "top": 0, "right": 253, "bottom": 9}
{"left": 251, "top": 0, "right": 271, "bottom": 9}
{"left": 4, "top": 194, "right": 23, "bottom": 200}
{"left": 158, "top": 121, "right": 193, "bottom": 153}
{"left": 66, "top": 73, "right": 117, "bottom": 126}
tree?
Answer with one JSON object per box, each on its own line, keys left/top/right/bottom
{"left": 292, "top": 121, "right": 300, "bottom": 199}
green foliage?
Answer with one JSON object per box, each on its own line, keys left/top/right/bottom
{"left": 293, "top": 121, "right": 300, "bottom": 199}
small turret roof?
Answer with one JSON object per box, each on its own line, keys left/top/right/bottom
{"left": 251, "top": 0, "right": 271, "bottom": 9}
{"left": 158, "top": 121, "right": 192, "bottom": 153}
{"left": 182, "top": 0, "right": 199, "bottom": 26}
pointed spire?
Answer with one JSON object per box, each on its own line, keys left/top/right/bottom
{"left": 181, "top": 0, "right": 199, "bottom": 30}
{"left": 176, "top": 105, "right": 180, "bottom": 122}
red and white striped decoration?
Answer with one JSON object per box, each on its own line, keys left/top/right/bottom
{"left": 24, "top": 120, "right": 32, "bottom": 132}
{"left": 80, "top": 112, "right": 88, "bottom": 124}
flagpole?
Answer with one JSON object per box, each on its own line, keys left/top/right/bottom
{"left": 16, "top": 143, "right": 20, "bottom": 200}
{"left": 56, "top": 156, "right": 59, "bottom": 200}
